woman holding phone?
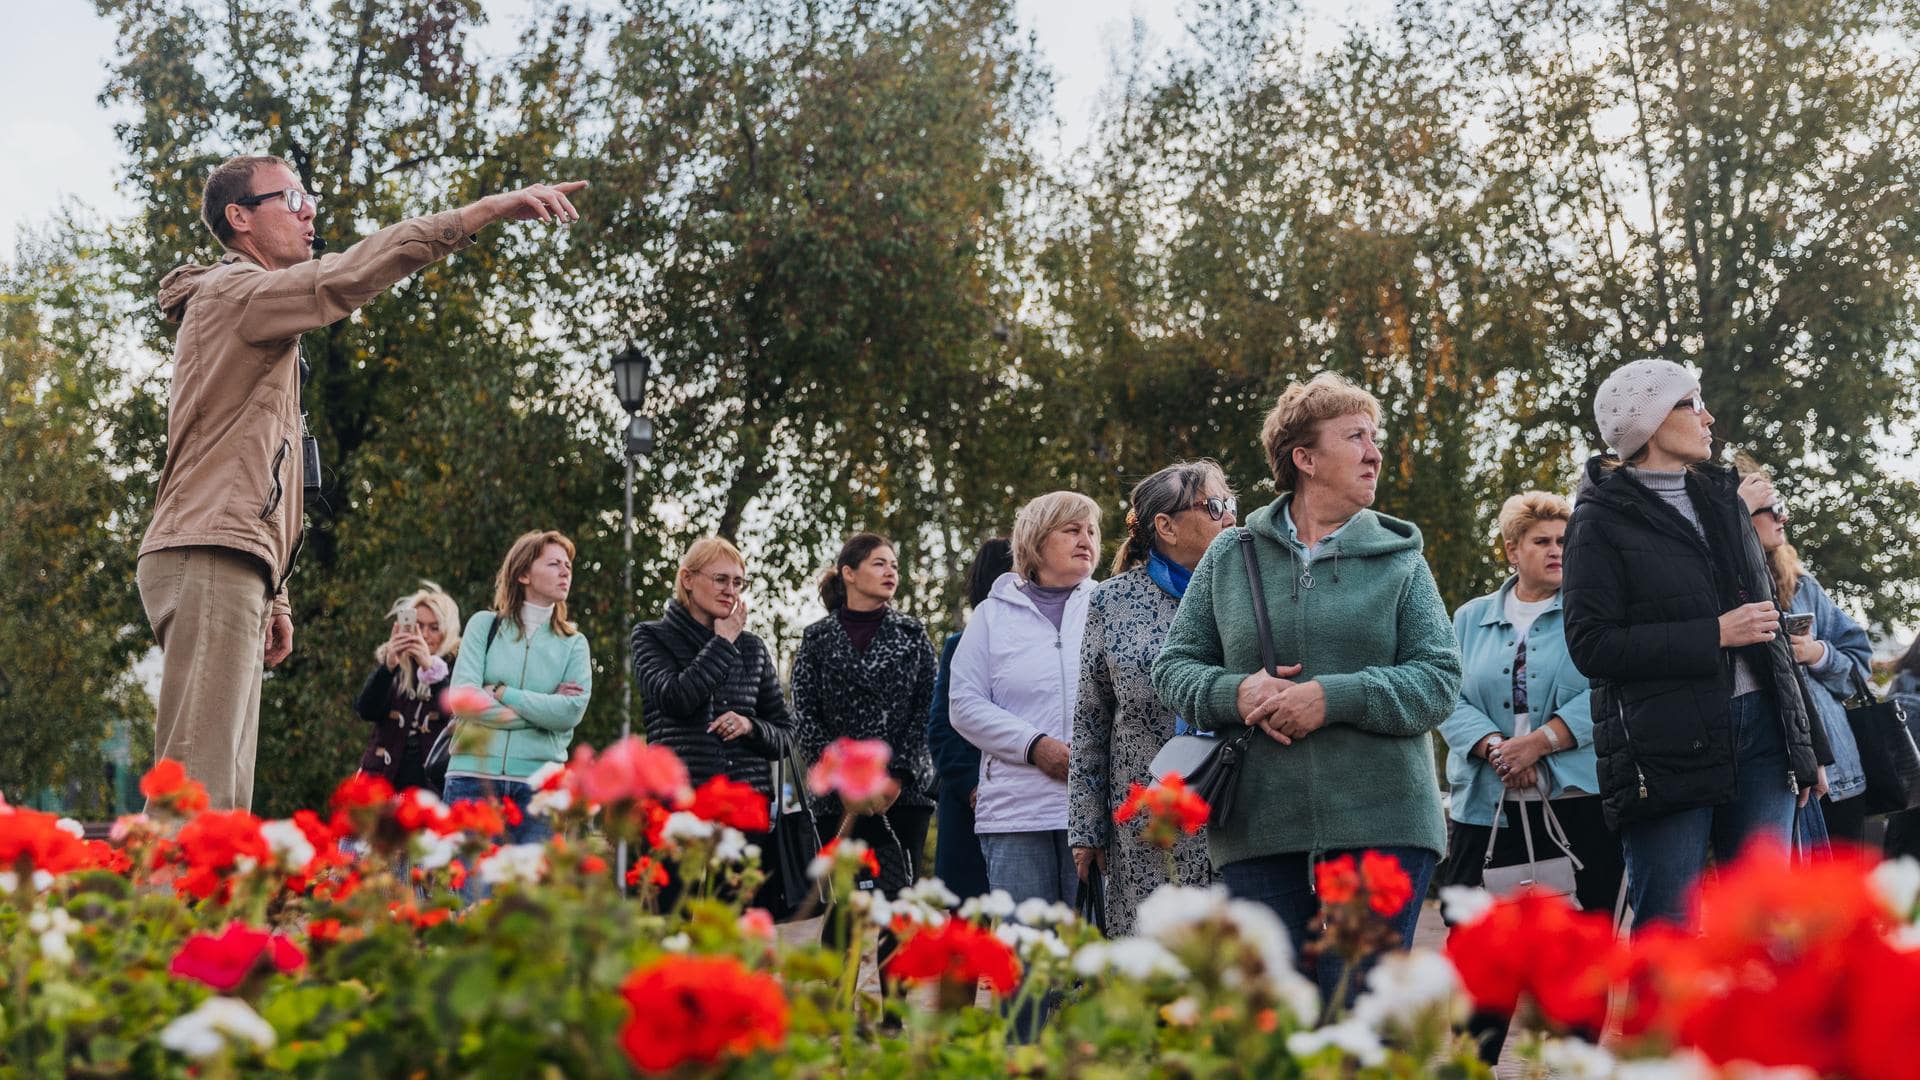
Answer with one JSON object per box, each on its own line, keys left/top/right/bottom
{"left": 353, "top": 584, "right": 462, "bottom": 789}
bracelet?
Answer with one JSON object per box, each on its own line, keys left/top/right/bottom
{"left": 1541, "top": 726, "right": 1562, "bottom": 753}
{"left": 1483, "top": 735, "right": 1504, "bottom": 761}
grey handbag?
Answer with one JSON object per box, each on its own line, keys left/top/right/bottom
{"left": 1480, "top": 787, "right": 1583, "bottom": 905}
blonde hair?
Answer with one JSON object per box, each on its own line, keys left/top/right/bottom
{"left": 1011, "top": 491, "right": 1101, "bottom": 581}
{"left": 1497, "top": 491, "right": 1573, "bottom": 548}
{"left": 1733, "top": 453, "right": 1803, "bottom": 609}
{"left": 1260, "top": 373, "right": 1382, "bottom": 491}
{"left": 377, "top": 583, "right": 462, "bottom": 700}
{"left": 492, "top": 530, "right": 579, "bottom": 638}
{"left": 675, "top": 536, "right": 747, "bottom": 609}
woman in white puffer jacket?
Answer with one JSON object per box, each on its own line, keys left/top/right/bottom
{"left": 949, "top": 491, "right": 1101, "bottom": 908}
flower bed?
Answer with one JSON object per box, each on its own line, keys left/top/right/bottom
{"left": 4, "top": 739, "right": 1919, "bottom": 1077}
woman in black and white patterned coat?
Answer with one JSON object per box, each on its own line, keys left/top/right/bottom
{"left": 1069, "top": 462, "right": 1235, "bottom": 935}
{"left": 792, "top": 533, "right": 939, "bottom": 899}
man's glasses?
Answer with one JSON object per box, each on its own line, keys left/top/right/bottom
{"left": 1178, "top": 496, "right": 1238, "bottom": 522}
{"left": 700, "top": 572, "right": 749, "bottom": 591}
{"left": 235, "top": 188, "right": 320, "bottom": 216}
{"left": 1672, "top": 392, "right": 1706, "bottom": 415}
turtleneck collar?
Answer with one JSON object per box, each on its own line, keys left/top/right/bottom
{"left": 521, "top": 601, "right": 555, "bottom": 631}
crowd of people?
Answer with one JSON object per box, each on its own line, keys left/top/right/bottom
{"left": 142, "top": 155, "right": 1920, "bottom": 1058}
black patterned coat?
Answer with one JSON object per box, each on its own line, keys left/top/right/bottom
{"left": 790, "top": 608, "right": 939, "bottom": 818}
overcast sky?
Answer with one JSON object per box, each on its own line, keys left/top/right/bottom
{"left": 2, "top": 0, "right": 1378, "bottom": 253}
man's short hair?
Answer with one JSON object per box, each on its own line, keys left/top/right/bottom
{"left": 202, "top": 155, "right": 295, "bottom": 246}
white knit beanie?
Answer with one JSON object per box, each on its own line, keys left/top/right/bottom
{"left": 1593, "top": 359, "right": 1700, "bottom": 461}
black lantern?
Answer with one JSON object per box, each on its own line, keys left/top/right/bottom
{"left": 609, "top": 343, "right": 651, "bottom": 414}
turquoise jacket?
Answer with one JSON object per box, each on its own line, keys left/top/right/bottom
{"left": 1439, "top": 579, "right": 1596, "bottom": 826}
{"left": 1151, "top": 496, "right": 1461, "bottom": 865}
{"left": 446, "top": 610, "right": 593, "bottom": 780}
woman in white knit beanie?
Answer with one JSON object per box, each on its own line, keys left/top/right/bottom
{"left": 1557, "top": 359, "right": 1831, "bottom": 928}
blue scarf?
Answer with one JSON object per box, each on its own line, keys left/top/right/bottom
{"left": 1147, "top": 549, "right": 1192, "bottom": 600}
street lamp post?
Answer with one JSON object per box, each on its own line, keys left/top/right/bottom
{"left": 609, "top": 343, "right": 653, "bottom": 892}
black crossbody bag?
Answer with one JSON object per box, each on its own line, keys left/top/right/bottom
{"left": 1147, "top": 529, "right": 1280, "bottom": 827}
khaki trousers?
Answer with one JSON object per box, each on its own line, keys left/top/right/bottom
{"left": 137, "top": 547, "right": 271, "bottom": 811}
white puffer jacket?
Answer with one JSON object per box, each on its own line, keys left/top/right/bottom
{"left": 948, "top": 573, "right": 1093, "bottom": 834}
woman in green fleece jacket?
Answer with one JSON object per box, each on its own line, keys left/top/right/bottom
{"left": 1151, "top": 373, "right": 1461, "bottom": 1004}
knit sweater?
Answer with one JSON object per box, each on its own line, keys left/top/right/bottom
{"left": 1151, "top": 496, "right": 1461, "bottom": 865}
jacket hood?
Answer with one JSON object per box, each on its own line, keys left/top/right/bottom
{"left": 1244, "top": 494, "right": 1424, "bottom": 558}
{"left": 158, "top": 262, "right": 218, "bottom": 323}
{"left": 985, "top": 570, "right": 1095, "bottom": 614}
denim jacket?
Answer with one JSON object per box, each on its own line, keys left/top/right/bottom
{"left": 1440, "top": 579, "right": 1597, "bottom": 826}
{"left": 1790, "top": 573, "right": 1870, "bottom": 802}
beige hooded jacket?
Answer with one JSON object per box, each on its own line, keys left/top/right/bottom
{"left": 141, "top": 210, "right": 474, "bottom": 614}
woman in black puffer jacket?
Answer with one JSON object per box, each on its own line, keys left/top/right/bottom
{"left": 630, "top": 536, "right": 794, "bottom": 816}
{"left": 1563, "top": 359, "right": 1829, "bottom": 928}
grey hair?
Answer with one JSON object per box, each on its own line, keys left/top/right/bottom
{"left": 1111, "top": 460, "right": 1234, "bottom": 574}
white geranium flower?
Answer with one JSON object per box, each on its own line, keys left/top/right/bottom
{"left": 711, "top": 827, "right": 750, "bottom": 865}
{"left": 808, "top": 838, "right": 875, "bottom": 881}
{"left": 960, "top": 888, "right": 1016, "bottom": 921}
{"left": 476, "top": 843, "right": 548, "bottom": 886}
{"left": 158, "top": 997, "right": 276, "bottom": 1060}
{"left": 1072, "top": 938, "right": 1190, "bottom": 981}
{"left": 901, "top": 877, "right": 960, "bottom": 909}
{"left": 1287, "top": 1019, "right": 1386, "bottom": 1066}
{"left": 409, "top": 830, "right": 460, "bottom": 870}
{"left": 1135, "top": 884, "right": 1230, "bottom": 940}
{"left": 1351, "top": 951, "right": 1462, "bottom": 1033}
{"left": 663, "top": 811, "right": 714, "bottom": 846}
{"left": 55, "top": 817, "right": 85, "bottom": 839}
{"left": 1439, "top": 885, "right": 1495, "bottom": 927}
{"left": 29, "top": 908, "right": 79, "bottom": 967}
{"left": 994, "top": 922, "right": 1069, "bottom": 959}
{"left": 662, "top": 933, "right": 692, "bottom": 953}
{"left": 1160, "top": 995, "right": 1200, "bottom": 1026}
{"left": 1014, "top": 897, "right": 1076, "bottom": 927}
{"left": 260, "top": 819, "right": 316, "bottom": 871}
{"left": 1871, "top": 857, "right": 1920, "bottom": 921}
{"left": 1541, "top": 1037, "right": 1616, "bottom": 1080}
{"left": 525, "top": 761, "right": 565, "bottom": 789}
{"left": 0, "top": 870, "right": 54, "bottom": 896}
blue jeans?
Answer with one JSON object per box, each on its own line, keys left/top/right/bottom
{"left": 1220, "top": 845, "right": 1436, "bottom": 1009}
{"left": 979, "top": 830, "right": 1078, "bottom": 907}
{"left": 442, "top": 775, "right": 553, "bottom": 903}
{"left": 1620, "top": 692, "right": 1798, "bottom": 928}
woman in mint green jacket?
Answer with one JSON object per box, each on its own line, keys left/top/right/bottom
{"left": 1151, "top": 374, "right": 1460, "bottom": 1006}
{"left": 1436, "top": 492, "right": 1621, "bottom": 1064}
{"left": 445, "top": 530, "right": 593, "bottom": 852}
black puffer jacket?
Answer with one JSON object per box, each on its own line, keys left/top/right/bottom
{"left": 631, "top": 601, "right": 794, "bottom": 797}
{"left": 790, "top": 608, "right": 939, "bottom": 817}
{"left": 1563, "top": 456, "right": 1829, "bottom": 829}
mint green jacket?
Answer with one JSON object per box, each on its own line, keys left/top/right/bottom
{"left": 446, "top": 610, "right": 593, "bottom": 780}
{"left": 1150, "top": 496, "right": 1461, "bottom": 865}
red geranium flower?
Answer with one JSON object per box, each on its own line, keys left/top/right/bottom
{"left": 307, "top": 919, "right": 342, "bottom": 944}
{"left": 1446, "top": 888, "right": 1621, "bottom": 1032}
{"left": 806, "top": 738, "right": 893, "bottom": 805}
{"left": 618, "top": 955, "right": 788, "bottom": 1074}
{"left": 885, "top": 919, "right": 1021, "bottom": 998}
{"left": 440, "top": 684, "right": 496, "bottom": 717}
{"left": 138, "top": 759, "right": 209, "bottom": 814}
{"left": 573, "top": 738, "right": 693, "bottom": 808}
{"left": 172, "top": 809, "right": 269, "bottom": 901}
{"left": 816, "top": 838, "right": 880, "bottom": 879}
{"left": 1314, "top": 854, "right": 1360, "bottom": 905}
{"left": 690, "top": 775, "right": 772, "bottom": 833}
{"left": 0, "top": 807, "right": 95, "bottom": 876}
{"left": 626, "top": 856, "right": 668, "bottom": 890}
{"left": 1114, "top": 774, "right": 1210, "bottom": 850}
{"left": 1359, "top": 850, "right": 1413, "bottom": 917}
{"left": 438, "top": 799, "right": 507, "bottom": 838}
{"left": 329, "top": 773, "right": 395, "bottom": 815}
{"left": 169, "top": 922, "right": 306, "bottom": 992}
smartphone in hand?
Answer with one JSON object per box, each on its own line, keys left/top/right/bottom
{"left": 1782, "top": 612, "right": 1814, "bottom": 637}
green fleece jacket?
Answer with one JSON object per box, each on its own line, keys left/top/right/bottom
{"left": 446, "top": 610, "right": 593, "bottom": 780}
{"left": 1150, "top": 496, "right": 1460, "bottom": 866}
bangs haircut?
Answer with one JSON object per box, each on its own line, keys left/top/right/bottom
{"left": 675, "top": 536, "right": 747, "bottom": 608}
{"left": 1497, "top": 491, "right": 1573, "bottom": 548}
{"left": 1010, "top": 491, "right": 1101, "bottom": 581}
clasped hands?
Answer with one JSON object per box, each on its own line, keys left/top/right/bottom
{"left": 1235, "top": 665, "right": 1325, "bottom": 745}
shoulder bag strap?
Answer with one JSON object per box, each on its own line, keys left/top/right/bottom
{"left": 1237, "top": 529, "right": 1281, "bottom": 678}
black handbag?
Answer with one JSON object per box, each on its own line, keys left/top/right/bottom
{"left": 1145, "top": 529, "right": 1277, "bottom": 827}
{"left": 423, "top": 615, "right": 501, "bottom": 794}
{"left": 768, "top": 740, "right": 825, "bottom": 917}
{"left": 1077, "top": 861, "right": 1108, "bottom": 935}
{"left": 1844, "top": 670, "right": 1920, "bottom": 815}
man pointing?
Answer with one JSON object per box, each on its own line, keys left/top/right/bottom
{"left": 139, "top": 153, "right": 585, "bottom": 809}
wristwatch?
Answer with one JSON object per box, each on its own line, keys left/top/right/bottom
{"left": 1484, "top": 734, "right": 1504, "bottom": 761}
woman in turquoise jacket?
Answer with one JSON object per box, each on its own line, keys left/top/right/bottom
{"left": 1437, "top": 492, "right": 1623, "bottom": 1064}
{"left": 444, "top": 529, "right": 593, "bottom": 854}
